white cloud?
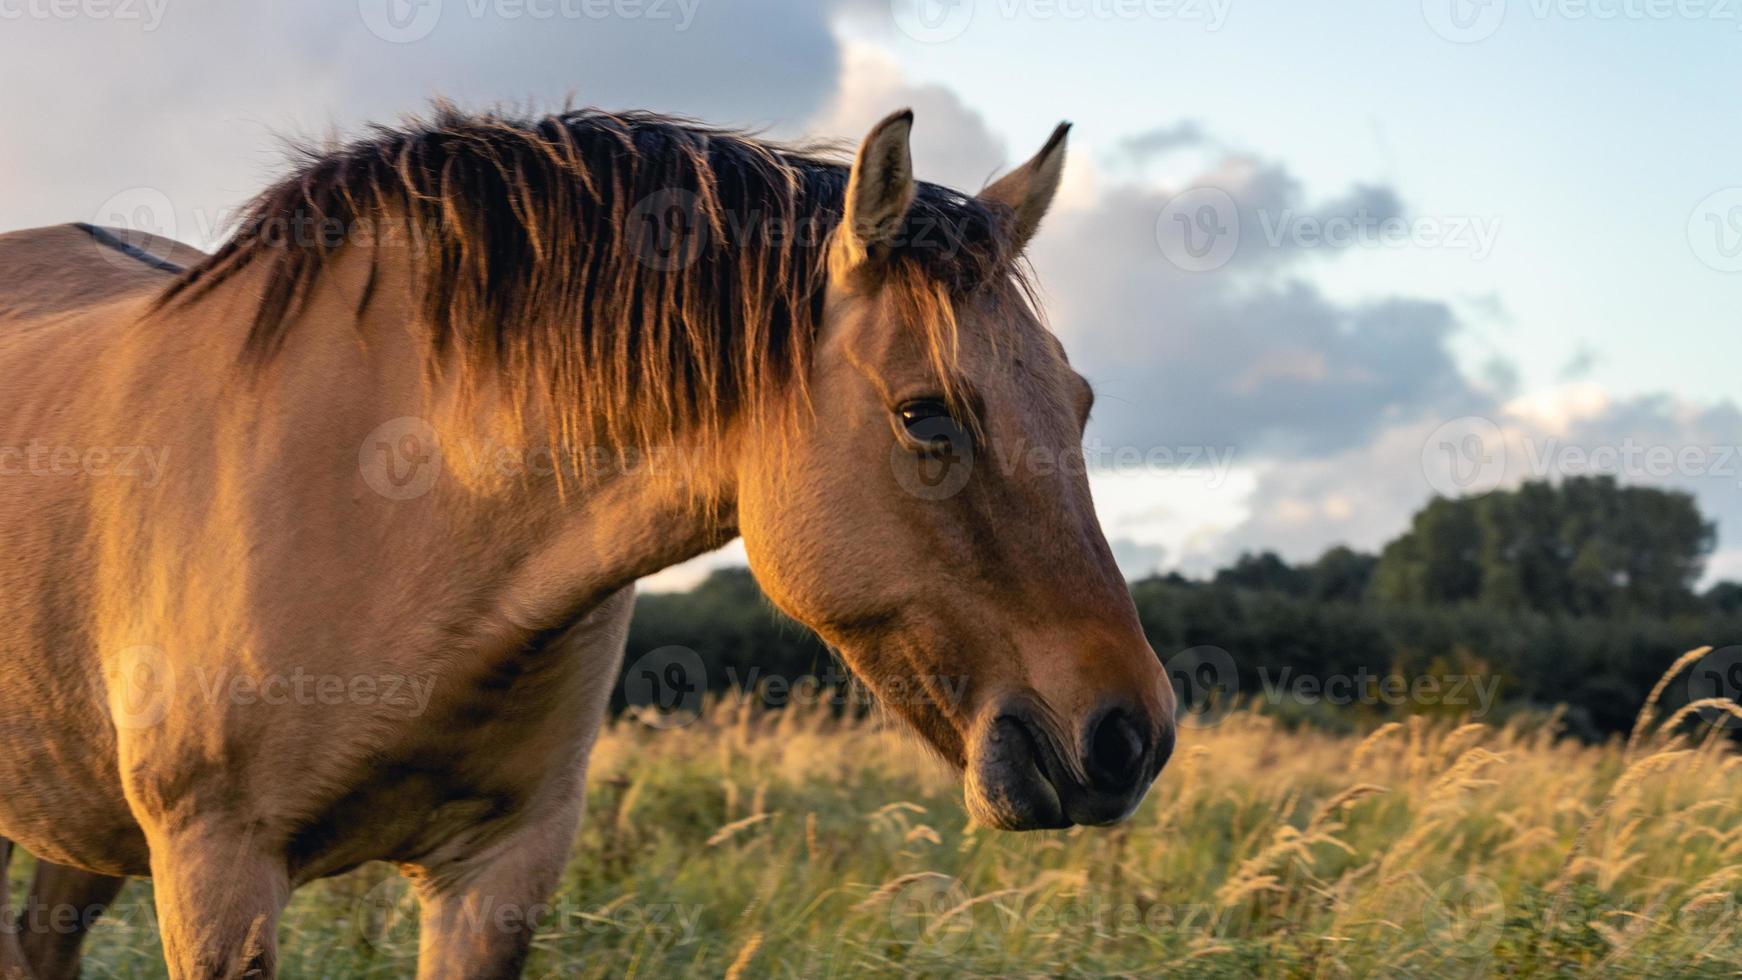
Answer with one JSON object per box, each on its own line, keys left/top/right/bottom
{"left": 801, "top": 42, "right": 1008, "bottom": 191}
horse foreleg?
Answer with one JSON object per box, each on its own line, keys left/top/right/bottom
{"left": 408, "top": 792, "right": 584, "bottom": 980}
{"left": 16, "top": 861, "right": 126, "bottom": 980}
{"left": 147, "top": 829, "right": 289, "bottom": 980}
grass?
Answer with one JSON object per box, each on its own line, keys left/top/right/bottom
{"left": 26, "top": 650, "right": 1742, "bottom": 977}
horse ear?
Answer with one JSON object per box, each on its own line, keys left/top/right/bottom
{"left": 837, "top": 108, "right": 916, "bottom": 273}
{"left": 979, "top": 121, "right": 1070, "bottom": 252}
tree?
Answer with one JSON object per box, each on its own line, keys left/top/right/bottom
{"left": 1308, "top": 546, "right": 1378, "bottom": 602}
{"left": 1707, "top": 581, "right": 1742, "bottom": 614}
{"left": 1372, "top": 476, "right": 1713, "bottom": 615}
{"left": 1370, "top": 495, "right": 1482, "bottom": 605}
{"left": 1214, "top": 551, "right": 1310, "bottom": 596}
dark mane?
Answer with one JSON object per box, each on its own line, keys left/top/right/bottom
{"left": 158, "top": 104, "right": 1020, "bottom": 459}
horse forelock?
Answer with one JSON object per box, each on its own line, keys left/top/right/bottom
{"left": 154, "top": 104, "right": 1027, "bottom": 471}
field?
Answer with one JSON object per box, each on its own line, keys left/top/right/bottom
{"left": 28, "top": 651, "right": 1742, "bottom": 978}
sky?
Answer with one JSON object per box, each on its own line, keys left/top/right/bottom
{"left": 4, "top": 0, "right": 1740, "bottom": 589}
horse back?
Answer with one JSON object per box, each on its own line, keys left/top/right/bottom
{"left": 0, "top": 224, "right": 206, "bottom": 327}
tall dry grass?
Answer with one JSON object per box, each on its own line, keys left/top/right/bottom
{"left": 44, "top": 650, "right": 1742, "bottom": 977}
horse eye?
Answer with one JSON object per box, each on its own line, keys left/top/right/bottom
{"left": 897, "top": 399, "right": 968, "bottom": 452}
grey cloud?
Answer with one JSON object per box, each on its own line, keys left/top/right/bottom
{"left": 1560, "top": 346, "right": 1600, "bottom": 381}
{"left": 798, "top": 55, "right": 1008, "bottom": 192}
{"left": 1, "top": 0, "right": 851, "bottom": 241}
{"left": 1030, "top": 159, "right": 1479, "bottom": 460}
{"left": 1117, "top": 121, "right": 1205, "bottom": 162}
{"left": 1109, "top": 538, "right": 1170, "bottom": 579}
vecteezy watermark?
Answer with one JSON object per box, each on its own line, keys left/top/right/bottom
{"left": 878, "top": 874, "right": 1223, "bottom": 954}
{"left": 1689, "top": 187, "right": 1742, "bottom": 273}
{"left": 1421, "top": 416, "right": 1509, "bottom": 498}
{"left": 621, "top": 645, "right": 707, "bottom": 728}
{"left": 1156, "top": 190, "right": 1501, "bottom": 272}
{"left": 620, "top": 648, "right": 975, "bottom": 729}
{"left": 0, "top": 0, "right": 168, "bottom": 29}
{"left": 190, "top": 666, "right": 436, "bottom": 716}
{"left": 0, "top": 442, "right": 169, "bottom": 486}
{"left": 1421, "top": 0, "right": 1507, "bottom": 42}
{"left": 1422, "top": 874, "right": 1505, "bottom": 955}
{"left": 355, "top": 874, "right": 704, "bottom": 954}
{"left": 891, "top": 0, "right": 1232, "bottom": 43}
{"left": 1684, "top": 645, "right": 1742, "bottom": 731}
{"left": 359, "top": 0, "right": 700, "bottom": 43}
{"left": 1424, "top": 0, "right": 1742, "bottom": 43}
{"left": 89, "top": 186, "right": 178, "bottom": 271}
{"left": 624, "top": 190, "right": 972, "bottom": 272}
{"left": 891, "top": 414, "right": 976, "bottom": 502}
{"left": 1256, "top": 209, "right": 1501, "bottom": 260}
{"left": 86, "top": 189, "right": 446, "bottom": 271}
{"left": 104, "top": 645, "right": 437, "bottom": 729}
{"left": 1256, "top": 667, "right": 1502, "bottom": 718}
{"left": 1165, "top": 645, "right": 1239, "bottom": 728}
{"left": 1421, "top": 416, "right": 1742, "bottom": 499}
{"left": 895, "top": 436, "right": 1238, "bottom": 502}
{"left": 360, "top": 417, "right": 443, "bottom": 500}
{"left": 1155, "top": 187, "right": 1240, "bottom": 272}
{"left": 884, "top": 874, "right": 974, "bottom": 953}
{"left": 1079, "top": 441, "right": 1237, "bottom": 486}
{"left": 357, "top": 426, "right": 759, "bottom": 501}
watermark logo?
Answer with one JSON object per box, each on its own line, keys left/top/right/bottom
{"left": 627, "top": 189, "right": 710, "bottom": 271}
{"left": 1422, "top": 415, "right": 1507, "bottom": 498}
{"left": 891, "top": 0, "right": 975, "bottom": 41}
{"left": 1156, "top": 187, "right": 1240, "bottom": 272}
{"left": 891, "top": 417, "right": 976, "bottom": 501}
{"left": 1676, "top": 891, "right": 1739, "bottom": 938}
{"left": 1685, "top": 645, "right": 1742, "bottom": 731}
{"left": 0, "top": 442, "right": 169, "bottom": 485}
{"left": 1422, "top": 0, "right": 1506, "bottom": 42}
{"left": 106, "top": 644, "right": 174, "bottom": 730}
{"left": 0, "top": 0, "right": 169, "bottom": 30}
{"left": 359, "top": 0, "right": 442, "bottom": 42}
{"left": 1165, "top": 645, "right": 1238, "bottom": 728}
{"left": 360, "top": 417, "right": 443, "bottom": 500}
{"left": 886, "top": 874, "right": 974, "bottom": 953}
{"left": 1257, "top": 209, "right": 1501, "bottom": 260}
{"left": 362, "top": 0, "right": 702, "bottom": 43}
{"left": 355, "top": 875, "right": 421, "bottom": 953}
{"left": 1423, "top": 874, "right": 1505, "bottom": 953}
{"left": 622, "top": 645, "right": 706, "bottom": 728}
{"left": 1689, "top": 187, "right": 1742, "bottom": 273}
{"left": 89, "top": 186, "right": 177, "bottom": 271}
{"left": 1256, "top": 667, "right": 1502, "bottom": 718}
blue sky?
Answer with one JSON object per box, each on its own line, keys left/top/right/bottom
{"left": 3, "top": 0, "right": 1739, "bottom": 587}
{"left": 851, "top": 0, "right": 1742, "bottom": 401}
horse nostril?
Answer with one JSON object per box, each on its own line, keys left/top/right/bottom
{"left": 1084, "top": 707, "right": 1148, "bottom": 794}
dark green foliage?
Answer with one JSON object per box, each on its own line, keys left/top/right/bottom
{"left": 1372, "top": 475, "right": 1715, "bottom": 615}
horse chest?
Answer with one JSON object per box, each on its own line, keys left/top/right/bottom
{"left": 283, "top": 645, "right": 605, "bottom": 880}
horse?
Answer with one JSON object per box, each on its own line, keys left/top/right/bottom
{"left": 0, "top": 105, "right": 1175, "bottom": 979}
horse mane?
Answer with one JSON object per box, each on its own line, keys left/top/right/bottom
{"left": 158, "top": 104, "right": 1022, "bottom": 467}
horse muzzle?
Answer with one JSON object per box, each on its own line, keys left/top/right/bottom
{"left": 964, "top": 696, "right": 1174, "bottom": 830}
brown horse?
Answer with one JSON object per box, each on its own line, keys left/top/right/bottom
{"left": 0, "top": 106, "right": 1174, "bottom": 979}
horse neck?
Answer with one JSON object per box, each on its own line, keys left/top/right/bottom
{"left": 178, "top": 245, "right": 741, "bottom": 641}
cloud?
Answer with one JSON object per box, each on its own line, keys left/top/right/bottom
{"left": 1, "top": 0, "right": 854, "bottom": 242}
{"left": 800, "top": 43, "right": 1008, "bottom": 192}
{"left": 1028, "top": 145, "right": 1482, "bottom": 461}
{"left": 1116, "top": 121, "right": 1205, "bottom": 162}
